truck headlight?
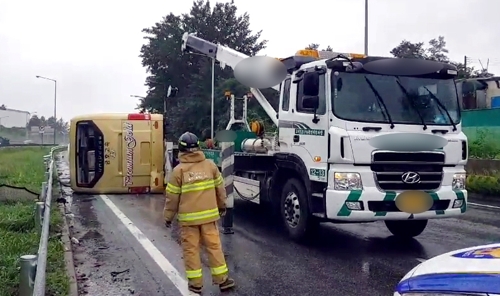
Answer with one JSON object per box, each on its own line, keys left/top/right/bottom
{"left": 452, "top": 173, "right": 466, "bottom": 190}
{"left": 333, "top": 172, "right": 363, "bottom": 191}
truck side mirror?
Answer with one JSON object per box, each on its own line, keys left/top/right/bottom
{"left": 303, "top": 72, "right": 319, "bottom": 96}
{"left": 302, "top": 96, "right": 319, "bottom": 109}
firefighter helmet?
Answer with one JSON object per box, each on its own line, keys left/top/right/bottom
{"left": 178, "top": 132, "right": 200, "bottom": 152}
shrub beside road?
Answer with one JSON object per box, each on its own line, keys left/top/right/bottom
{"left": 463, "top": 128, "right": 500, "bottom": 197}
{"left": 0, "top": 147, "right": 69, "bottom": 296}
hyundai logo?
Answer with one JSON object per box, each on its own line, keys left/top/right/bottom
{"left": 401, "top": 172, "right": 421, "bottom": 184}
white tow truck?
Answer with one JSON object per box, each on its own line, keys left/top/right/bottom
{"left": 180, "top": 33, "right": 468, "bottom": 242}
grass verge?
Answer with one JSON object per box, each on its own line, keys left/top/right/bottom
{"left": 0, "top": 147, "right": 69, "bottom": 296}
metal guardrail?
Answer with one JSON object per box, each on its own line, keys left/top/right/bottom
{"left": 0, "top": 144, "right": 57, "bottom": 148}
{"left": 19, "top": 145, "right": 68, "bottom": 296}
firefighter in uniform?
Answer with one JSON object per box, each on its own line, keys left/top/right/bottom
{"left": 164, "top": 132, "right": 236, "bottom": 294}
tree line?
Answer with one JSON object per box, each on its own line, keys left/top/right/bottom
{"left": 138, "top": 0, "right": 495, "bottom": 140}
{"left": 27, "top": 115, "right": 68, "bottom": 132}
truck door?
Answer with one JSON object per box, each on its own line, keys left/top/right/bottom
{"left": 121, "top": 114, "right": 153, "bottom": 193}
{"left": 289, "top": 70, "right": 330, "bottom": 182}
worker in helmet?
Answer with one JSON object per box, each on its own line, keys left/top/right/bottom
{"left": 164, "top": 132, "right": 236, "bottom": 294}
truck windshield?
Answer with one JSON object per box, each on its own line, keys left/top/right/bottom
{"left": 332, "top": 73, "right": 460, "bottom": 126}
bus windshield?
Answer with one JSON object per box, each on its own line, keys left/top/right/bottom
{"left": 332, "top": 73, "right": 461, "bottom": 126}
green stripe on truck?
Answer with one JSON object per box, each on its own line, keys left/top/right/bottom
{"left": 454, "top": 189, "right": 467, "bottom": 213}
{"left": 336, "top": 190, "right": 362, "bottom": 217}
{"left": 374, "top": 191, "right": 397, "bottom": 217}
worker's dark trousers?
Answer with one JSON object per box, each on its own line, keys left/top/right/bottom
{"left": 180, "top": 222, "right": 229, "bottom": 287}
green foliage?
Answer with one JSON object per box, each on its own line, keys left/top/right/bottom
{"left": 139, "top": 0, "right": 274, "bottom": 140}
{"left": 390, "top": 36, "right": 494, "bottom": 79}
{"left": 0, "top": 147, "right": 52, "bottom": 193}
{"left": 468, "top": 129, "right": 500, "bottom": 159}
{"left": 305, "top": 43, "right": 333, "bottom": 51}
{"left": 27, "top": 115, "right": 68, "bottom": 132}
{"left": 466, "top": 174, "right": 500, "bottom": 196}
{"left": 0, "top": 202, "right": 69, "bottom": 296}
{"left": 0, "top": 148, "right": 69, "bottom": 295}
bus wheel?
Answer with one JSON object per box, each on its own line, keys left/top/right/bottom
{"left": 280, "top": 178, "right": 316, "bottom": 242}
{"left": 384, "top": 220, "right": 428, "bottom": 238}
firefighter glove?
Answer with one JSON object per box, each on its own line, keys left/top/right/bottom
{"left": 165, "top": 220, "right": 172, "bottom": 228}
{"left": 219, "top": 208, "right": 226, "bottom": 217}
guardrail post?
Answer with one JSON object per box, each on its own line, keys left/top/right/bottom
{"left": 220, "top": 142, "right": 234, "bottom": 234}
{"left": 41, "top": 181, "right": 47, "bottom": 203}
{"left": 34, "top": 202, "right": 44, "bottom": 232}
{"left": 19, "top": 254, "right": 37, "bottom": 296}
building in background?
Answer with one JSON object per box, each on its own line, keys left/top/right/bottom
{"left": 0, "top": 108, "right": 30, "bottom": 128}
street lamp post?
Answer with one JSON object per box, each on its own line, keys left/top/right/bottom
{"left": 36, "top": 75, "right": 57, "bottom": 144}
{"left": 211, "top": 57, "right": 215, "bottom": 140}
{"left": 364, "top": 0, "right": 369, "bottom": 55}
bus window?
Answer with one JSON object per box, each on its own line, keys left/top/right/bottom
{"left": 75, "top": 120, "right": 104, "bottom": 187}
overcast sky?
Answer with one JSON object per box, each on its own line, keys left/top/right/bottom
{"left": 0, "top": 0, "right": 498, "bottom": 121}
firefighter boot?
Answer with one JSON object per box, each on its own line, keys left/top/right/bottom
{"left": 219, "top": 277, "right": 235, "bottom": 292}
{"left": 188, "top": 285, "right": 203, "bottom": 294}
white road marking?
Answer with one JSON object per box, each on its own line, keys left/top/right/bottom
{"left": 468, "top": 202, "right": 500, "bottom": 210}
{"left": 99, "top": 195, "right": 197, "bottom": 296}
{"left": 416, "top": 258, "right": 427, "bottom": 263}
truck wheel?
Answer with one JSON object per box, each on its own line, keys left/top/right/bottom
{"left": 281, "top": 178, "right": 316, "bottom": 242}
{"left": 384, "top": 220, "right": 428, "bottom": 238}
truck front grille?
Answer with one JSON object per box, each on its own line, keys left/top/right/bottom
{"left": 371, "top": 151, "right": 444, "bottom": 191}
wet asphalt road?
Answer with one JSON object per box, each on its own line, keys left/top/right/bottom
{"left": 55, "top": 153, "right": 500, "bottom": 296}
{"left": 65, "top": 193, "right": 500, "bottom": 296}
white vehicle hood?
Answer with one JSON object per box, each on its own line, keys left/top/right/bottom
{"left": 337, "top": 121, "right": 466, "bottom": 164}
{"left": 395, "top": 243, "right": 500, "bottom": 295}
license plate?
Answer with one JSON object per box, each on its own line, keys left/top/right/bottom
{"left": 395, "top": 190, "right": 433, "bottom": 214}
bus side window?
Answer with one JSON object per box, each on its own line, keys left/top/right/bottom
{"left": 281, "top": 78, "right": 291, "bottom": 111}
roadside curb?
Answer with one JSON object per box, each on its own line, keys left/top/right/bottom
{"left": 59, "top": 203, "right": 79, "bottom": 296}
{"left": 468, "top": 192, "right": 500, "bottom": 204}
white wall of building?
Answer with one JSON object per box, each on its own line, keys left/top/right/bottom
{"left": 0, "top": 109, "right": 30, "bottom": 128}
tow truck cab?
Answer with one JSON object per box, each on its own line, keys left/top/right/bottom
{"left": 270, "top": 50, "right": 467, "bottom": 240}
{"left": 178, "top": 32, "right": 468, "bottom": 242}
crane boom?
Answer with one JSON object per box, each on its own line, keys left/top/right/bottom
{"left": 181, "top": 32, "right": 279, "bottom": 126}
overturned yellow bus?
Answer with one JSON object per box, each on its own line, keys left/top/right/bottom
{"left": 69, "top": 113, "right": 164, "bottom": 194}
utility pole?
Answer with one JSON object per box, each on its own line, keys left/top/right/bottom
{"left": 464, "top": 55, "right": 467, "bottom": 70}
{"left": 211, "top": 57, "right": 215, "bottom": 140}
{"left": 364, "top": 0, "right": 369, "bottom": 55}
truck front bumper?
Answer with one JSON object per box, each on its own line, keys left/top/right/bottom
{"left": 324, "top": 187, "right": 467, "bottom": 222}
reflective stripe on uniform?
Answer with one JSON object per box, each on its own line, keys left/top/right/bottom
{"left": 181, "top": 179, "right": 215, "bottom": 193}
{"left": 210, "top": 264, "right": 228, "bottom": 275}
{"left": 178, "top": 208, "right": 219, "bottom": 222}
{"left": 166, "top": 183, "right": 181, "bottom": 194}
{"left": 186, "top": 268, "right": 202, "bottom": 279}
{"left": 214, "top": 175, "right": 223, "bottom": 186}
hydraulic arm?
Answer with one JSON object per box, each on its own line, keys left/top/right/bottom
{"left": 181, "top": 33, "right": 279, "bottom": 126}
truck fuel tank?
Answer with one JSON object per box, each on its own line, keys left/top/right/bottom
{"left": 241, "top": 138, "right": 272, "bottom": 154}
